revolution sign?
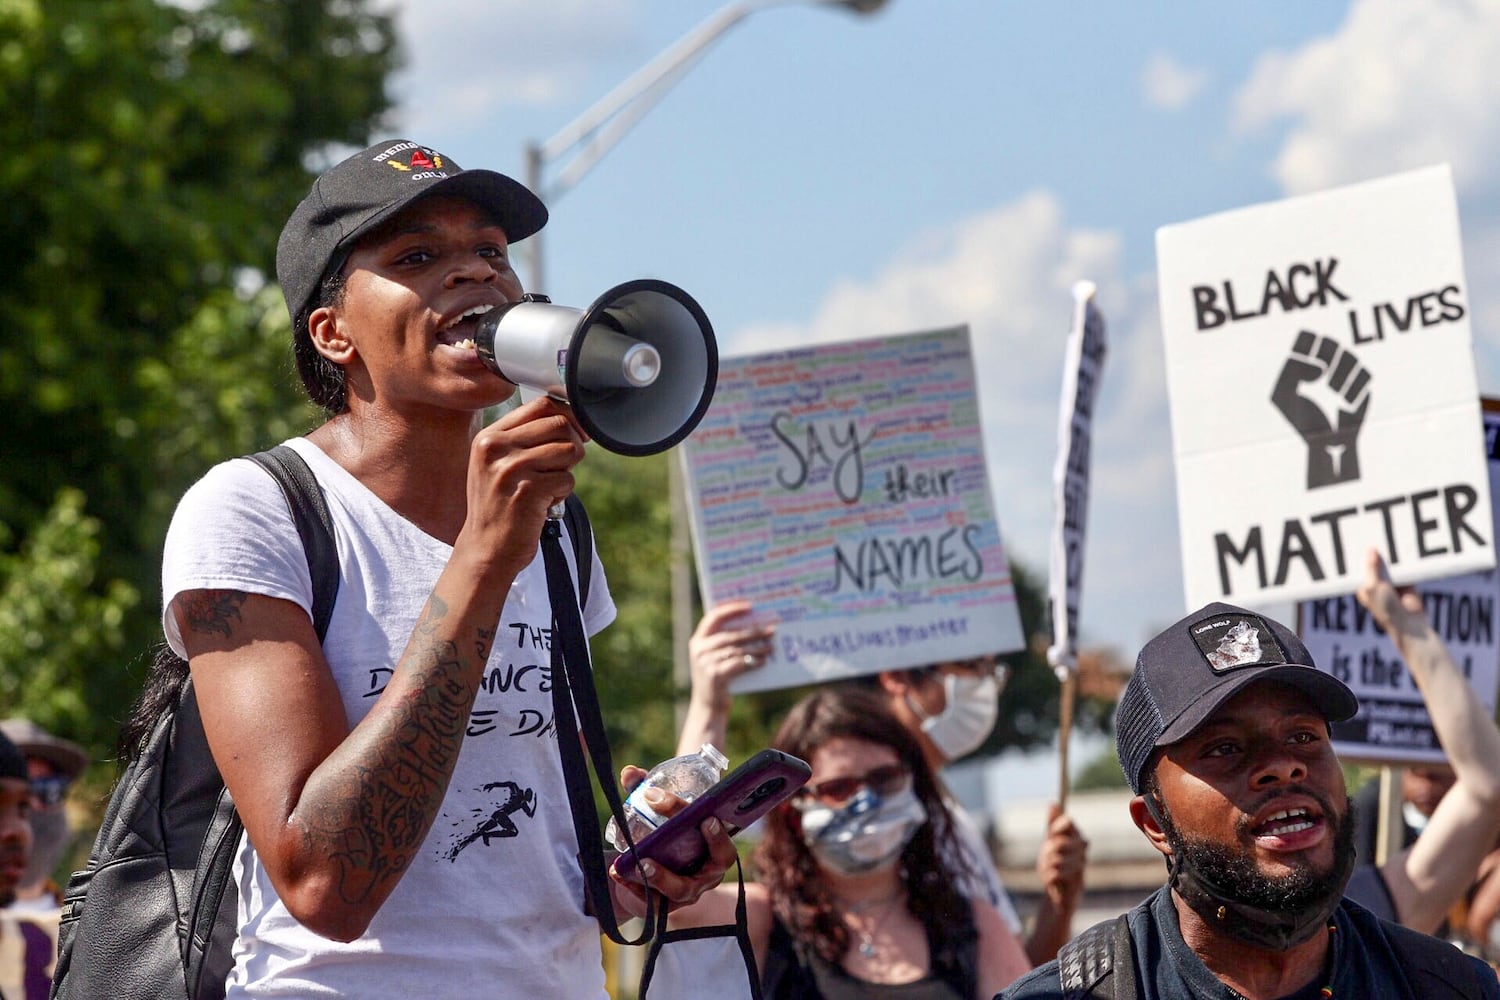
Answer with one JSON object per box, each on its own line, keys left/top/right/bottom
{"left": 678, "top": 326, "right": 1024, "bottom": 692}
{"left": 1157, "top": 165, "right": 1495, "bottom": 608}
{"left": 1297, "top": 400, "right": 1500, "bottom": 764}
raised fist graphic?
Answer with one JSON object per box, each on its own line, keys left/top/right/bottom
{"left": 1270, "top": 331, "right": 1371, "bottom": 489}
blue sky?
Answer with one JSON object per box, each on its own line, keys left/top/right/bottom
{"left": 382, "top": 0, "right": 1500, "bottom": 657}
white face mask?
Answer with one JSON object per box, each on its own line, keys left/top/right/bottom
{"left": 908, "top": 672, "right": 1000, "bottom": 761}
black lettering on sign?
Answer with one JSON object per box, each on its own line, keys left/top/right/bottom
{"left": 1213, "top": 483, "right": 1488, "bottom": 595}
{"left": 883, "top": 463, "right": 956, "bottom": 504}
{"left": 1347, "top": 284, "right": 1467, "bottom": 343}
{"left": 831, "top": 525, "right": 983, "bottom": 593}
{"left": 1307, "top": 596, "right": 1377, "bottom": 636}
{"left": 1421, "top": 591, "right": 1495, "bottom": 644}
{"left": 770, "top": 411, "right": 870, "bottom": 504}
{"left": 1193, "top": 258, "right": 1348, "bottom": 331}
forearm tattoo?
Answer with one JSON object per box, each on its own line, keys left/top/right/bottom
{"left": 181, "top": 590, "right": 247, "bottom": 639}
{"left": 303, "top": 593, "right": 499, "bottom": 905}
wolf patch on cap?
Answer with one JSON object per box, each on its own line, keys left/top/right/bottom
{"left": 1115, "top": 602, "right": 1358, "bottom": 794}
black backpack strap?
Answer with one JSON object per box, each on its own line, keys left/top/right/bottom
{"left": 562, "top": 493, "right": 592, "bottom": 609}
{"left": 1384, "top": 921, "right": 1486, "bottom": 1000}
{"left": 1058, "top": 913, "right": 1134, "bottom": 1000}
{"left": 183, "top": 446, "right": 338, "bottom": 999}
{"left": 247, "top": 446, "right": 339, "bottom": 640}
{"left": 539, "top": 516, "right": 657, "bottom": 946}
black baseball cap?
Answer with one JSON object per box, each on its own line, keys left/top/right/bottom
{"left": 275, "top": 139, "right": 548, "bottom": 324}
{"left": 1115, "top": 602, "right": 1358, "bottom": 794}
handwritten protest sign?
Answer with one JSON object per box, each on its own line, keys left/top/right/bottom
{"left": 1299, "top": 400, "right": 1500, "bottom": 764}
{"left": 1157, "top": 165, "right": 1494, "bottom": 609}
{"left": 679, "top": 326, "right": 1024, "bottom": 692}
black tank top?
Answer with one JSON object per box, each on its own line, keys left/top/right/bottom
{"left": 759, "top": 908, "right": 978, "bottom": 1000}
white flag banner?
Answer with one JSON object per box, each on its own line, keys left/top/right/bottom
{"left": 1046, "top": 282, "right": 1107, "bottom": 677}
{"left": 1298, "top": 399, "right": 1500, "bottom": 765}
{"left": 1157, "top": 165, "right": 1495, "bottom": 608}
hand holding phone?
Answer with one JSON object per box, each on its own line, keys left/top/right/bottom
{"left": 610, "top": 748, "right": 810, "bottom": 880}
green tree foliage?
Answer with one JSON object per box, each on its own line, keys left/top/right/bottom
{"left": 0, "top": 489, "right": 137, "bottom": 735}
{"left": 573, "top": 449, "right": 679, "bottom": 764}
{"left": 0, "top": 0, "right": 397, "bottom": 759}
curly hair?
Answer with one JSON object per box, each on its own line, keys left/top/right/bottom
{"left": 292, "top": 269, "right": 350, "bottom": 414}
{"left": 753, "top": 685, "right": 977, "bottom": 964}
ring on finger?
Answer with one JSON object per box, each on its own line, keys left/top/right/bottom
{"left": 742, "top": 653, "right": 756, "bottom": 667}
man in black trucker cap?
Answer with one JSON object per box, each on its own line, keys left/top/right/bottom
{"left": 999, "top": 598, "right": 1499, "bottom": 999}
{"left": 150, "top": 140, "right": 734, "bottom": 998}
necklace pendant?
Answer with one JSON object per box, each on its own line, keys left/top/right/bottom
{"left": 858, "top": 938, "right": 875, "bottom": 958}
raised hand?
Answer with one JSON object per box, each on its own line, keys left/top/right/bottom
{"left": 1270, "top": 331, "right": 1371, "bottom": 489}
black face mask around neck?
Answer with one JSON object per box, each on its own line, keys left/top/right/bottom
{"left": 1152, "top": 790, "right": 1357, "bottom": 951}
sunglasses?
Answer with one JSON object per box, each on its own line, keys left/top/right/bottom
{"left": 796, "top": 763, "right": 910, "bottom": 806}
{"left": 31, "top": 775, "right": 70, "bottom": 808}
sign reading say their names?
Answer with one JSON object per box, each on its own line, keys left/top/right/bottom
{"left": 679, "top": 326, "right": 1024, "bottom": 693}
{"left": 1157, "top": 165, "right": 1495, "bottom": 609}
{"left": 1298, "top": 400, "right": 1500, "bottom": 765}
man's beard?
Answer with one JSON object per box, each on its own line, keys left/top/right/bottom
{"left": 1156, "top": 785, "right": 1357, "bottom": 950}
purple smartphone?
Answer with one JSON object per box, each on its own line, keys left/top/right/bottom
{"left": 610, "top": 748, "right": 811, "bottom": 879}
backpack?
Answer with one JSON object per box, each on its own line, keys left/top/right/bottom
{"left": 49, "top": 446, "right": 594, "bottom": 1000}
{"left": 1056, "top": 908, "right": 1484, "bottom": 1000}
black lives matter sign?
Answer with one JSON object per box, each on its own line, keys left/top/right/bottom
{"left": 1156, "top": 165, "right": 1494, "bottom": 608}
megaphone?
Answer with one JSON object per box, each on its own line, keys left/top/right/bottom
{"left": 474, "top": 279, "right": 718, "bottom": 457}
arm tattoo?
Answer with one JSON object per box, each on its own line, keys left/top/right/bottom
{"left": 180, "top": 590, "right": 248, "bottom": 639}
{"left": 301, "top": 597, "right": 497, "bottom": 905}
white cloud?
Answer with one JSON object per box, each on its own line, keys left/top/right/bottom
{"left": 725, "top": 193, "right": 1184, "bottom": 650}
{"left": 1228, "top": 0, "right": 1500, "bottom": 414}
{"left": 1233, "top": 0, "right": 1500, "bottom": 195}
{"left": 384, "top": 1, "right": 640, "bottom": 134}
{"left": 1141, "top": 52, "right": 1208, "bottom": 111}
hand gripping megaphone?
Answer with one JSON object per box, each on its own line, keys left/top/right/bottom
{"left": 474, "top": 279, "right": 718, "bottom": 456}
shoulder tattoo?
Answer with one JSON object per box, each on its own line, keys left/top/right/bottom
{"left": 180, "top": 589, "right": 248, "bottom": 639}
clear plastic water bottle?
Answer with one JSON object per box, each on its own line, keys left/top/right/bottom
{"left": 606, "top": 742, "right": 730, "bottom": 851}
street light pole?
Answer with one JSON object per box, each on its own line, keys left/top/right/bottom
{"left": 518, "top": 0, "right": 887, "bottom": 743}
{"left": 520, "top": 0, "right": 887, "bottom": 294}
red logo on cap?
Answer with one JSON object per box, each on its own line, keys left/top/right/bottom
{"left": 384, "top": 148, "right": 445, "bottom": 173}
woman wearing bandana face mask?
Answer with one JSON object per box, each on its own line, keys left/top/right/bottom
{"left": 679, "top": 608, "right": 1089, "bottom": 970}
{"left": 668, "top": 687, "right": 1030, "bottom": 998}
{"left": 872, "top": 659, "right": 1089, "bottom": 967}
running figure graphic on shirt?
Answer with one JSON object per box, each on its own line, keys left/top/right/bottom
{"left": 443, "top": 780, "right": 537, "bottom": 860}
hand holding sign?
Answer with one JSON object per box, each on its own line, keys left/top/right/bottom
{"left": 676, "top": 601, "right": 776, "bottom": 755}
{"left": 1271, "top": 331, "right": 1372, "bottom": 489}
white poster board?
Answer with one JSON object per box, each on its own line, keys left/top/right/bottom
{"left": 1157, "top": 165, "right": 1494, "bottom": 609}
{"left": 1299, "top": 400, "right": 1500, "bottom": 764}
{"left": 679, "top": 326, "right": 1024, "bottom": 692}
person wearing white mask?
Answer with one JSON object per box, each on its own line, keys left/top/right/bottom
{"left": 679, "top": 605, "right": 1089, "bottom": 968}
{"left": 668, "top": 687, "right": 1030, "bottom": 998}
{"left": 870, "top": 658, "right": 1087, "bottom": 967}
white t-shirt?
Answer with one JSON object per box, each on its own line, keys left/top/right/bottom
{"left": 162, "top": 438, "right": 617, "bottom": 999}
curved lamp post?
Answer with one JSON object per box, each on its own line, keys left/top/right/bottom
{"left": 521, "top": 0, "right": 888, "bottom": 293}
